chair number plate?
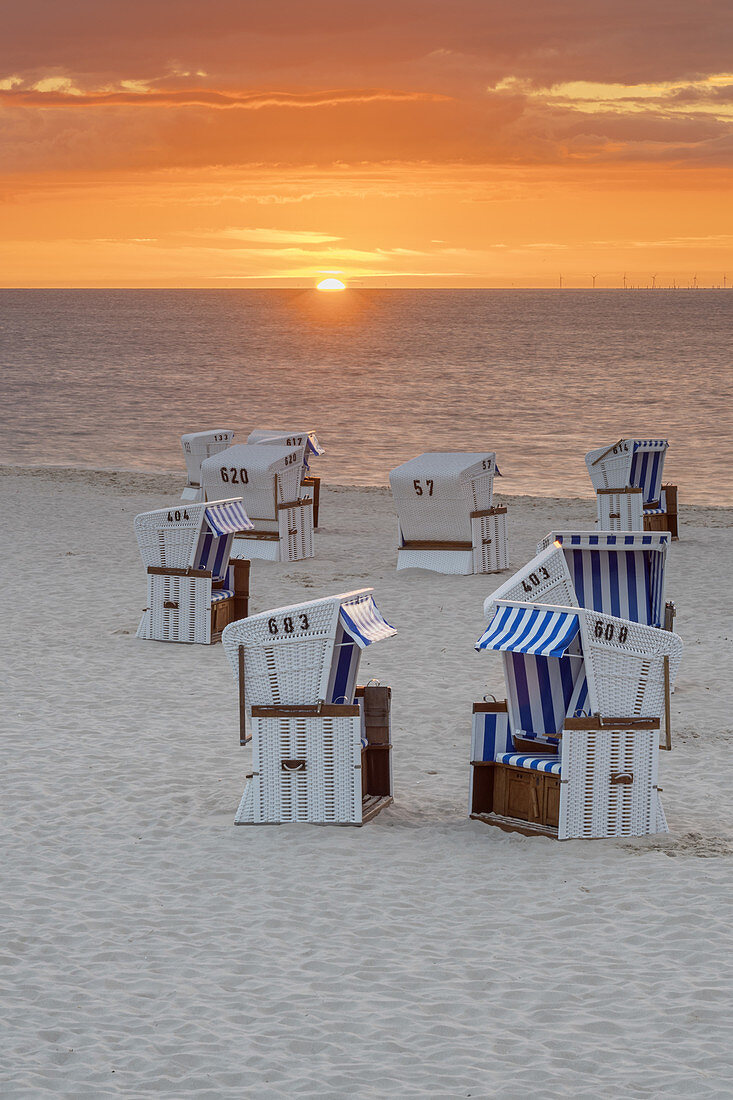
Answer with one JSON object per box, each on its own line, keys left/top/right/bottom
{"left": 167, "top": 509, "right": 190, "bottom": 522}
{"left": 268, "top": 613, "right": 310, "bottom": 635}
{"left": 594, "top": 620, "right": 628, "bottom": 644}
{"left": 522, "top": 566, "right": 550, "bottom": 593}
{"left": 220, "top": 466, "right": 249, "bottom": 484}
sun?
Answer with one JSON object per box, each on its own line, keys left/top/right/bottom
{"left": 316, "top": 277, "right": 346, "bottom": 291}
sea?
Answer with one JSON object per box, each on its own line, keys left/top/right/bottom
{"left": 1, "top": 289, "right": 731, "bottom": 504}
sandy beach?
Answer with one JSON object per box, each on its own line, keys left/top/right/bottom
{"left": 3, "top": 464, "right": 732, "bottom": 1098}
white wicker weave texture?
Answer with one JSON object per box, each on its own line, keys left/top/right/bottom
{"left": 597, "top": 490, "right": 644, "bottom": 532}
{"left": 483, "top": 545, "right": 577, "bottom": 621}
{"left": 137, "top": 574, "right": 212, "bottom": 644}
{"left": 135, "top": 504, "right": 205, "bottom": 570}
{"left": 389, "top": 452, "right": 497, "bottom": 543}
{"left": 278, "top": 503, "right": 314, "bottom": 562}
{"left": 181, "top": 430, "right": 234, "bottom": 500}
{"left": 222, "top": 596, "right": 343, "bottom": 706}
{"left": 471, "top": 509, "right": 509, "bottom": 573}
{"left": 581, "top": 609, "right": 682, "bottom": 718}
{"left": 559, "top": 727, "right": 664, "bottom": 839}
{"left": 585, "top": 442, "right": 634, "bottom": 492}
{"left": 235, "top": 713, "right": 362, "bottom": 824}
{"left": 202, "top": 443, "right": 313, "bottom": 562}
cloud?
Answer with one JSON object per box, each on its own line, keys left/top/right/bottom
{"left": 0, "top": 86, "right": 450, "bottom": 110}
{"left": 192, "top": 226, "right": 342, "bottom": 244}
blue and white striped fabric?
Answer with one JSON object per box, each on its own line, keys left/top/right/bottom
{"left": 339, "top": 597, "right": 397, "bottom": 649}
{"left": 505, "top": 651, "right": 585, "bottom": 742}
{"left": 205, "top": 501, "right": 254, "bottom": 535}
{"left": 472, "top": 710, "right": 512, "bottom": 761}
{"left": 476, "top": 605, "right": 581, "bottom": 656}
{"left": 496, "top": 753, "right": 562, "bottom": 776}
{"left": 629, "top": 440, "right": 668, "bottom": 505}
{"left": 329, "top": 631, "right": 358, "bottom": 704}
{"left": 558, "top": 533, "right": 666, "bottom": 628}
{"left": 210, "top": 589, "right": 234, "bottom": 603}
{"left": 194, "top": 531, "right": 232, "bottom": 582}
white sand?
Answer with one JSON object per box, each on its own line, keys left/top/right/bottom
{"left": 3, "top": 465, "right": 733, "bottom": 1098}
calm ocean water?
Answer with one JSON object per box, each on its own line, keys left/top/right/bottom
{"left": 1, "top": 289, "right": 731, "bottom": 503}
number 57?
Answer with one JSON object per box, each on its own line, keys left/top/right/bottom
{"left": 413, "top": 478, "right": 434, "bottom": 496}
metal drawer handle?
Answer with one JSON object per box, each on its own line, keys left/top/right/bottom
{"left": 281, "top": 759, "right": 306, "bottom": 772}
{"left": 610, "top": 771, "right": 634, "bottom": 785}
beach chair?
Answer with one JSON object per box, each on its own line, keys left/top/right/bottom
{"left": 247, "top": 429, "right": 325, "bottom": 527}
{"left": 180, "top": 430, "right": 235, "bottom": 502}
{"left": 135, "top": 499, "right": 252, "bottom": 644}
{"left": 222, "top": 590, "right": 397, "bottom": 825}
{"left": 469, "top": 600, "right": 682, "bottom": 839}
{"left": 389, "top": 452, "right": 508, "bottom": 574}
{"left": 585, "top": 438, "right": 678, "bottom": 537}
{"left": 484, "top": 531, "right": 676, "bottom": 746}
{"left": 200, "top": 442, "right": 314, "bottom": 562}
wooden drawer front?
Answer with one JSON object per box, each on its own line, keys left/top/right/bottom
{"left": 493, "top": 764, "right": 560, "bottom": 828}
{"left": 211, "top": 598, "right": 234, "bottom": 636}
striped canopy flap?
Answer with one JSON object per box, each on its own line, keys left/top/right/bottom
{"left": 306, "top": 433, "right": 325, "bottom": 457}
{"left": 204, "top": 500, "right": 254, "bottom": 535}
{"left": 476, "top": 604, "right": 589, "bottom": 742}
{"left": 339, "top": 596, "right": 397, "bottom": 649}
{"left": 629, "top": 439, "right": 668, "bottom": 504}
{"left": 476, "top": 604, "right": 580, "bottom": 657}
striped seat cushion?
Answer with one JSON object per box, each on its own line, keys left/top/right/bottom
{"left": 211, "top": 589, "right": 234, "bottom": 603}
{"left": 495, "top": 753, "right": 562, "bottom": 775}
{"left": 643, "top": 505, "right": 666, "bottom": 515}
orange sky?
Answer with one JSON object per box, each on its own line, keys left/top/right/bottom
{"left": 2, "top": 1, "right": 732, "bottom": 287}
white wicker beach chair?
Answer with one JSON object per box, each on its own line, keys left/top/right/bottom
{"left": 246, "top": 428, "right": 325, "bottom": 527}
{"left": 389, "top": 452, "right": 508, "bottom": 574}
{"left": 469, "top": 599, "right": 682, "bottom": 839}
{"left": 200, "top": 442, "right": 314, "bottom": 562}
{"left": 180, "top": 430, "right": 235, "bottom": 502}
{"left": 134, "top": 499, "right": 252, "bottom": 644}
{"left": 585, "top": 438, "right": 678, "bottom": 537}
{"left": 222, "top": 590, "right": 397, "bottom": 825}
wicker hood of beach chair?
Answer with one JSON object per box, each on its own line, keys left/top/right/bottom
{"left": 389, "top": 451, "right": 508, "bottom": 574}
{"left": 180, "top": 429, "right": 235, "bottom": 502}
{"left": 201, "top": 441, "right": 314, "bottom": 562}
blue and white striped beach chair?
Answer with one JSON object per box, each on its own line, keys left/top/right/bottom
{"left": 201, "top": 442, "right": 314, "bottom": 562}
{"left": 135, "top": 499, "right": 253, "bottom": 644}
{"left": 247, "top": 428, "right": 325, "bottom": 527}
{"left": 585, "top": 438, "right": 678, "bottom": 536}
{"left": 484, "top": 530, "right": 676, "bottom": 746}
{"left": 469, "top": 600, "right": 682, "bottom": 839}
{"left": 180, "top": 429, "right": 235, "bottom": 502}
{"left": 222, "top": 590, "right": 397, "bottom": 825}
